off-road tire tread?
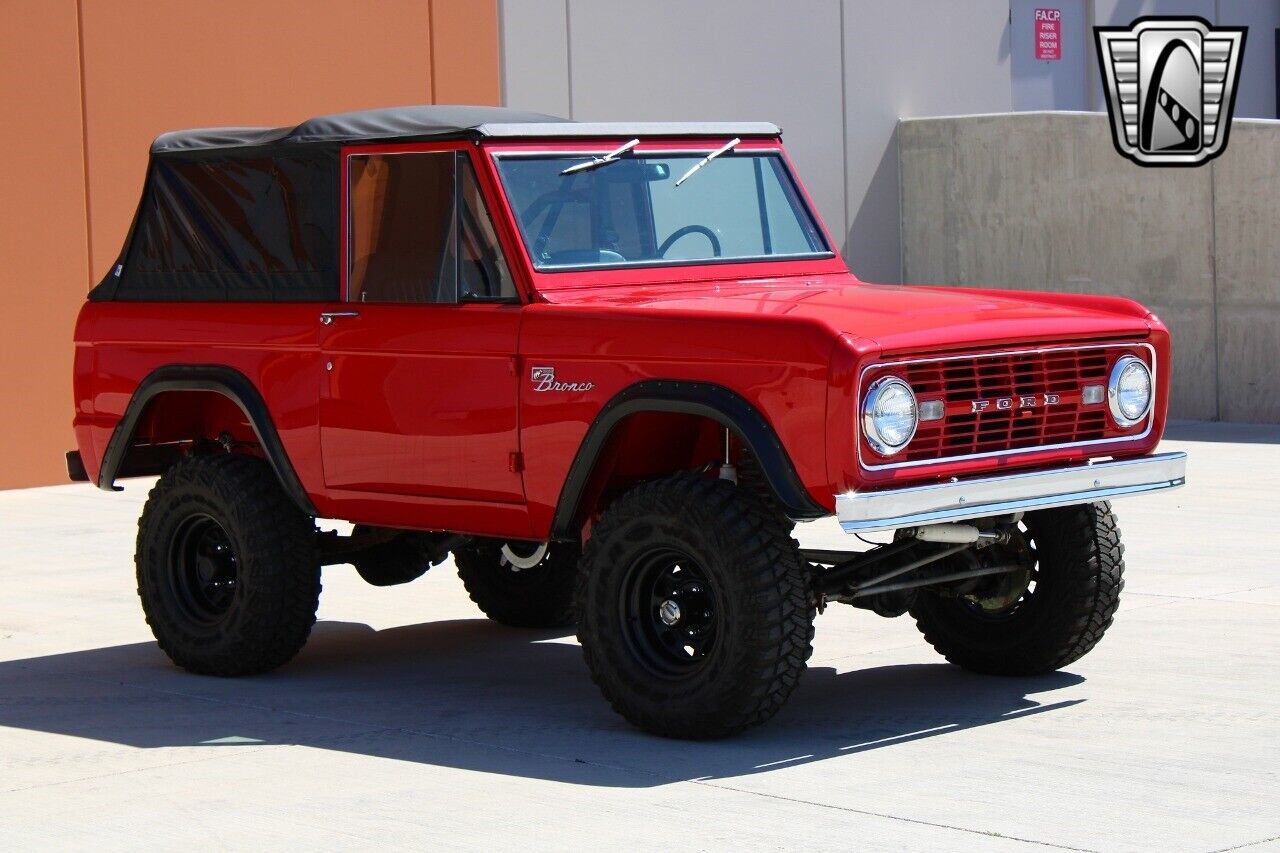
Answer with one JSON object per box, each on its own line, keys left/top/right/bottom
{"left": 575, "top": 472, "right": 814, "bottom": 739}
{"left": 135, "top": 454, "right": 321, "bottom": 677}
{"left": 911, "top": 501, "right": 1124, "bottom": 676}
{"left": 454, "top": 541, "right": 579, "bottom": 628}
{"left": 736, "top": 449, "right": 795, "bottom": 532}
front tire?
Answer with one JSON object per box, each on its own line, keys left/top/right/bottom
{"left": 576, "top": 473, "right": 814, "bottom": 739}
{"left": 135, "top": 454, "right": 321, "bottom": 676}
{"left": 910, "top": 502, "right": 1124, "bottom": 676}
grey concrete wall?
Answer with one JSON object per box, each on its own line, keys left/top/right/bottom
{"left": 1211, "top": 121, "right": 1280, "bottom": 423}
{"left": 900, "top": 111, "right": 1280, "bottom": 423}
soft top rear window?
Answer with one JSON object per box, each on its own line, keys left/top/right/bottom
{"left": 100, "top": 151, "right": 338, "bottom": 302}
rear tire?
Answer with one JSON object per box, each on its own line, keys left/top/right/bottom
{"left": 135, "top": 454, "right": 321, "bottom": 676}
{"left": 576, "top": 473, "right": 814, "bottom": 739}
{"left": 910, "top": 502, "right": 1124, "bottom": 676}
{"left": 454, "top": 539, "right": 580, "bottom": 628}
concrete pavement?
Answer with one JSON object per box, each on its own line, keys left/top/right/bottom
{"left": 1, "top": 422, "right": 1277, "bottom": 851}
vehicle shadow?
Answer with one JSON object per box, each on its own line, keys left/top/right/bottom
{"left": 1165, "top": 420, "right": 1280, "bottom": 445}
{"left": 0, "top": 618, "right": 1084, "bottom": 788}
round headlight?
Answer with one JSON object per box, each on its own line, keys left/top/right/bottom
{"left": 863, "top": 375, "right": 918, "bottom": 456}
{"left": 1108, "top": 355, "right": 1153, "bottom": 427}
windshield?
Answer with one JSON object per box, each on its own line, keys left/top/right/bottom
{"left": 494, "top": 150, "right": 830, "bottom": 271}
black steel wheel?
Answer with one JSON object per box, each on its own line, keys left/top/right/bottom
{"left": 167, "top": 514, "right": 240, "bottom": 626}
{"left": 910, "top": 502, "right": 1124, "bottom": 676}
{"left": 619, "top": 547, "right": 719, "bottom": 678}
{"left": 136, "top": 454, "right": 321, "bottom": 676}
{"left": 576, "top": 472, "right": 814, "bottom": 739}
{"left": 454, "top": 539, "right": 579, "bottom": 628}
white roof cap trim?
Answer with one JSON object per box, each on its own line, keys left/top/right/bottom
{"left": 474, "top": 121, "right": 781, "bottom": 139}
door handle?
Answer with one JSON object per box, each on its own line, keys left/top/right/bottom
{"left": 320, "top": 311, "right": 360, "bottom": 325}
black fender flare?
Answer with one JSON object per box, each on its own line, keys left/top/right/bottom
{"left": 97, "top": 364, "right": 317, "bottom": 516}
{"left": 550, "top": 380, "right": 826, "bottom": 539}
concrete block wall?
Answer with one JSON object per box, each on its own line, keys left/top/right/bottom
{"left": 899, "top": 111, "right": 1279, "bottom": 423}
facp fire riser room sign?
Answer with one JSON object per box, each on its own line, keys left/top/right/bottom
{"left": 1036, "top": 8, "right": 1062, "bottom": 60}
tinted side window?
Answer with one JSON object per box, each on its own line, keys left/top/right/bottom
{"left": 121, "top": 153, "right": 337, "bottom": 301}
{"left": 458, "top": 159, "right": 517, "bottom": 301}
{"left": 348, "top": 152, "right": 456, "bottom": 303}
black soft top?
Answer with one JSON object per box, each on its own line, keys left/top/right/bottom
{"left": 93, "top": 105, "right": 782, "bottom": 303}
{"left": 149, "top": 104, "right": 781, "bottom": 156}
{"left": 150, "top": 105, "right": 566, "bottom": 156}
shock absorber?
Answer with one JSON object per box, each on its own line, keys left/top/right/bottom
{"left": 718, "top": 427, "right": 737, "bottom": 484}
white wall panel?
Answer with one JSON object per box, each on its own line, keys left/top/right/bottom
{"left": 559, "top": 0, "right": 848, "bottom": 260}
{"left": 501, "top": 0, "right": 572, "bottom": 118}
{"left": 1217, "top": 0, "right": 1280, "bottom": 119}
{"left": 1011, "top": 0, "right": 1090, "bottom": 110}
{"left": 842, "top": 1, "right": 1013, "bottom": 282}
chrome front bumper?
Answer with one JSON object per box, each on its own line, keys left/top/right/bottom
{"left": 836, "top": 452, "right": 1187, "bottom": 533}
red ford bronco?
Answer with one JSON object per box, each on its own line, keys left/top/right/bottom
{"left": 69, "top": 105, "right": 1186, "bottom": 738}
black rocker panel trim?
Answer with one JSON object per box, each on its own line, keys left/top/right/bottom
{"left": 97, "top": 364, "right": 317, "bottom": 516}
{"left": 550, "top": 380, "right": 826, "bottom": 539}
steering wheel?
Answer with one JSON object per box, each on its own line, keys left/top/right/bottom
{"left": 658, "top": 225, "right": 721, "bottom": 259}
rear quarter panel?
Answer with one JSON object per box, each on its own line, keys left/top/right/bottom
{"left": 72, "top": 301, "right": 322, "bottom": 493}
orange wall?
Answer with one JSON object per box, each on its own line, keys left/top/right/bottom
{"left": 1, "top": 0, "right": 500, "bottom": 489}
{"left": 0, "top": 2, "right": 91, "bottom": 490}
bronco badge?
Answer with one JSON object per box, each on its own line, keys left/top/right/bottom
{"left": 531, "top": 365, "right": 595, "bottom": 393}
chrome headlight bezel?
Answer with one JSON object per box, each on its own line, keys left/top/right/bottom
{"left": 1108, "top": 355, "right": 1153, "bottom": 428}
{"left": 862, "top": 375, "right": 919, "bottom": 457}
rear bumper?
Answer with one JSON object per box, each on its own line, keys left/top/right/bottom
{"left": 66, "top": 450, "right": 89, "bottom": 482}
{"left": 836, "top": 451, "right": 1187, "bottom": 533}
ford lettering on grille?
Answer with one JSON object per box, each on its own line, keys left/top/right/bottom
{"left": 970, "top": 393, "right": 1061, "bottom": 413}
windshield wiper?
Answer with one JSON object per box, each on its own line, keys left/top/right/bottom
{"left": 559, "top": 138, "right": 640, "bottom": 175}
{"left": 674, "top": 137, "right": 740, "bottom": 187}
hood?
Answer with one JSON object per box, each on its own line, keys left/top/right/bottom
{"left": 539, "top": 274, "right": 1155, "bottom": 355}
